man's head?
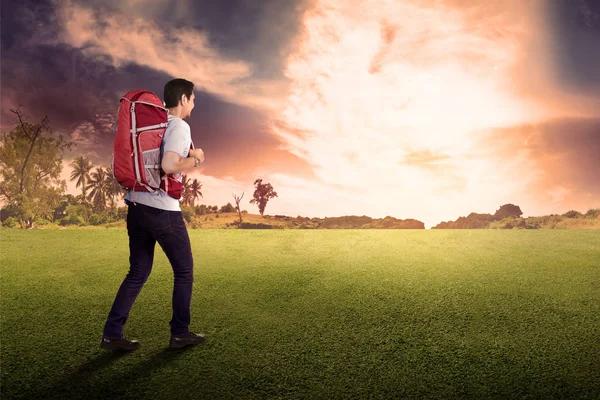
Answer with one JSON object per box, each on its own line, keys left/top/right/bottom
{"left": 164, "top": 78, "right": 195, "bottom": 119}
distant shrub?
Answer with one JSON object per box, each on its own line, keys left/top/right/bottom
{"left": 60, "top": 214, "right": 85, "bottom": 226}
{"left": 563, "top": 210, "right": 582, "bottom": 219}
{"left": 297, "top": 221, "right": 320, "bottom": 229}
{"left": 584, "top": 209, "right": 600, "bottom": 219}
{"left": 434, "top": 213, "right": 493, "bottom": 229}
{"left": 117, "top": 207, "right": 128, "bottom": 220}
{"left": 188, "top": 219, "right": 203, "bottom": 229}
{"left": 220, "top": 203, "right": 236, "bottom": 213}
{"left": 181, "top": 208, "right": 193, "bottom": 223}
{"left": 525, "top": 220, "right": 541, "bottom": 229}
{"left": 2, "top": 217, "right": 19, "bottom": 228}
{"left": 239, "top": 222, "right": 273, "bottom": 229}
{"left": 493, "top": 204, "right": 523, "bottom": 221}
{"left": 489, "top": 217, "right": 526, "bottom": 229}
{"left": 320, "top": 216, "right": 373, "bottom": 229}
{"left": 89, "top": 214, "right": 101, "bottom": 226}
{"left": 34, "top": 218, "right": 53, "bottom": 226}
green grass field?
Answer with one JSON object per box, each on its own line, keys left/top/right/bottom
{"left": 1, "top": 230, "right": 599, "bottom": 399}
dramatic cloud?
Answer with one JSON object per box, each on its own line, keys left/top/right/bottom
{"left": 53, "top": 1, "right": 288, "bottom": 110}
{"left": 2, "top": 0, "right": 598, "bottom": 224}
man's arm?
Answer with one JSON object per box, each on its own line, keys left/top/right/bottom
{"left": 162, "top": 148, "right": 204, "bottom": 174}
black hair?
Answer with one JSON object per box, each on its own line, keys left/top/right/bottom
{"left": 163, "top": 78, "right": 194, "bottom": 108}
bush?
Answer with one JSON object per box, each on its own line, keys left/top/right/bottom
{"left": 2, "top": 217, "right": 19, "bottom": 228}
{"left": 188, "top": 219, "right": 203, "bottom": 229}
{"left": 525, "top": 220, "right": 541, "bottom": 229}
{"left": 181, "top": 208, "right": 193, "bottom": 223}
{"left": 60, "top": 214, "right": 85, "bottom": 226}
{"left": 117, "top": 207, "right": 128, "bottom": 220}
{"left": 220, "top": 203, "right": 236, "bottom": 213}
{"left": 89, "top": 214, "right": 101, "bottom": 226}
{"left": 584, "top": 209, "right": 600, "bottom": 219}
{"left": 563, "top": 210, "right": 582, "bottom": 219}
{"left": 34, "top": 218, "right": 53, "bottom": 226}
{"left": 493, "top": 204, "right": 523, "bottom": 221}
{"left": 239, "top": 222, "right": 273, "bottom": 229}
{"left": 489, "top": 217, "right": 526, "bottom": 229}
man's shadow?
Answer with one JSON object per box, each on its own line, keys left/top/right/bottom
{"left": 18, "top": 347, "right": 197, "bottom": 400}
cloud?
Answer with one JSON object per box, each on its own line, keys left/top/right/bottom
{"left": 265, "top": 0, "right": 599, "bottom": 225}
{"left": 53, "top": 1, "right": 289, "bottom": 110}
{"left": 402, "top": 150, "right": 452, "bottom": 171}
{"left": 481, "top": 118, "right": 600, "bottom": 215}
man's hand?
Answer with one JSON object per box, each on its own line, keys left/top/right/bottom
{"left": 189, "top": 148, "right": 204, "bottom": 163}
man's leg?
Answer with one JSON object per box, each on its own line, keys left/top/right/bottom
{"left": 155, "top": 211, "right": 194, "bottom": 336}
{"left": 103, "top": 205, "right": 156, "bottom": 339}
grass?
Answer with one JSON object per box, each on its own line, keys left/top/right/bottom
{"left": 1, "top": 229, "right": 599, "bottom": 399}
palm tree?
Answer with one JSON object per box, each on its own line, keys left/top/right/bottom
{"left": 188, "top": 179, "right": 203, "bottom": 207}
{"left": 181, "top": 176, "right": 192, "bottom": 206}
{"left": 70, "top": 155, "right": 93, "bottom": 203}
{"left": 87, "top": 167, "right": 109, "bottom": 212}
{"left": 105, "top": 166, "right": 125, "bottom": 211}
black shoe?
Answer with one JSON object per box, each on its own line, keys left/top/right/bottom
{"left": 100, "top": 337, "right": 140, "bottom": 352}
{"left": 169, "top": 332, "right": 206, "bottom": 349}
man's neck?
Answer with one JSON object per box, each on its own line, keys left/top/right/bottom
{"left": 167, "top": 107, "right": 186, "bottom": 119}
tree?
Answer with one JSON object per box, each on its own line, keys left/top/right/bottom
{"left": 188, "top": 179, "right": 203, "bottom": 207}
{"left": 0, "top": 108, "right": 70, "bottom": 228}
{"left": 105, "top": 166, "right": 125, "bottom": 212}
{"left": 232, "top": 192, "right": 244, "bottom": 224}
{"left": 220, "top": 202, "right": 236, "bottom": 213}
{"left": 493, "top": 204, "right": 523, "bottom": 221}
{"left": 563, "top": 210, "right": 582, "bottom": 219}
{"left": 52, "top": 194, "right": 77, "bottom": 223}
{"left": 180, "top": 176, "right": 192, "bottom": 206}
{"left": 249, "top": 179, "right": 278, "bottom": 216}
{"left": 87, "top": 167, "right": 109, "bottom": 212}
{"left": 70, "top": 155, "right": 93, "bottom": 203}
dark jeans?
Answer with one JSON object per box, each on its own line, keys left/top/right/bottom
{"left": 103, "top": 201, "right": 194, "bottom": 338}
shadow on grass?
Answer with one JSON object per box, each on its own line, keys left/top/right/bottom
{"left": 13, "top": 347, "right": 195, "bottom": 400}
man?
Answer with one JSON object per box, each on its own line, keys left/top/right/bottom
{"left": 101, "top": 78, "right": 206, "bottom": 351}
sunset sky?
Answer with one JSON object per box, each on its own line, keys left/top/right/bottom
{"left": 1, "top": 0, "right": 599, "bottom": 227}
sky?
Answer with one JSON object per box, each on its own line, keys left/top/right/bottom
{"left": 1, "top": 0, "right": 599, "bottom": 227}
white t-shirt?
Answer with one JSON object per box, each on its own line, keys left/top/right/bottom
{"left": 125, "top": 114, "right": 192, "bottom": 211}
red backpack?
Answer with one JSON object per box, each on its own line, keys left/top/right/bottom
{"left": 112, "top": 89, "right": 188, "bottom": 199}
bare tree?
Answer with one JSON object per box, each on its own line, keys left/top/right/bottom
{"left": 1, "top": 107, "right": 70, "bottom": 228}
{"left": 11, "top": 107, "right": 49, "bottom": 195}
{"left": 232, "top": 191, "right": 244, "bottom": 224}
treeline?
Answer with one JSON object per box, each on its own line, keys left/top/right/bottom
{"left": 0, "top": 110, "right": 272, "bottom": 229}
{"left": 433, "top": 204, "right": 600, "bottom": 229}
{"left": 0, "top": 199, "right": 244, "bottom": 228}
{"left": 229, "top": 215, "right": 424, "bottom": 229}
{"left": 263, "top": 215, "right": 425, "bottom": 229}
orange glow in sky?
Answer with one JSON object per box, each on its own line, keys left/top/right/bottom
{"left": 261, "top": 0, "right": 594, "bottom": 226}
{"left": 42, "top": 0, "right": 599, "bottom": 226}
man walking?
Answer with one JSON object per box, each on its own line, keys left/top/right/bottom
{"left": 101, "top": 78, "right": 205, "bottom": 351}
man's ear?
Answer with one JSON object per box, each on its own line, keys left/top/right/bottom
{"left": 180, "top": 94, "right": 187, "bottom": 106}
